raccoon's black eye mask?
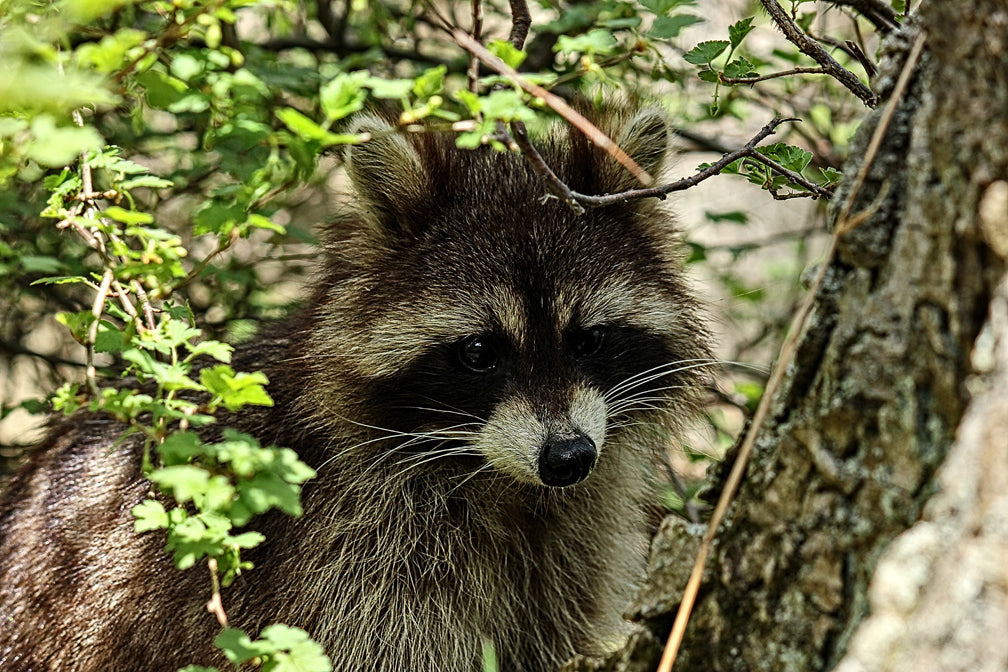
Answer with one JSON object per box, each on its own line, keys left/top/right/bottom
{"left": 453, "top": 326, "right": 610, "bottom": 377}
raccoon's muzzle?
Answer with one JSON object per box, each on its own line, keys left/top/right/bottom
{"left": 538, "top": 433, "right": 597, "bottom": 487}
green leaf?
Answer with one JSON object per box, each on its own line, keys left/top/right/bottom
{"left": 411, "top": 65, "right": 448, "bottom": 98}
{"left": 487, "top": 40, "right": 526, "bottom": 69}
{"left": 319, "top": 71, "right": 368, "bottom": 121}
{"left": 158, "top": 431, "right": 204, "bottom": 465}
{"left": 55, "top": 310, "right": 95, "bottom": 343}
{"left": 729, "top": 17, "right": 755, "bottom": 49}
{"left": 260, "top": 625, "right": 332, "bottom": 672}
{"left": 94, "top": 320, "right": 128, "bottom": 353}
{"left": 640, "top": 0, "right": 697, "bottom": 14}
{"left": 723, "top": 57, "right": 757, "bottom": 79}
{"left": 19, "top": 255, "right": 65, "bottom": 274}
{"left": 555, "top": 29, "right": 618, "bottom": 56}
{"left": 705, "top": 210, "right": 749, "bottom": 224}
{"left": 132, "top": 499, "right": 169, "bottom": 533}
{"left": 364, "top": 76, "right": 413, "bottom": 100}
{"left": 104, "top": 205, "right": 154, "bottom": 225}
{"left": 186, "top": 339, "right": 234, "bottom": 363}
{"left": 149, "top": 465, "right": 211, "bottom": 504}
{"left": 684, "top": 40, "right": 730, "bottom": 65}
{"left": 216, "top": 629, "right": 269, "bottom": 665}
{"left": 650, "top": 14, "right": 703, "bottom": 39}
{"left": 200, "top": 366, "right": 273, "bottom": 411}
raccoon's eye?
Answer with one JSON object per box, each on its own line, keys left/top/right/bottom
{"left": 569, "top": 326, "right": 607, "bottom": 359}
{"left": 456, "top": 335, "right": 499, "bottom": 374}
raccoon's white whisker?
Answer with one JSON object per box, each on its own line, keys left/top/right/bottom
{"left": 606, "top": 388, "right": 690, "bottom": 416}
{"left": 603, "top": 359, "right": 720, "bottom": 402}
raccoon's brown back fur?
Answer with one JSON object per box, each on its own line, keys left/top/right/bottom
{"left": 0, "top": 111, "right": 710, "bottom": 671}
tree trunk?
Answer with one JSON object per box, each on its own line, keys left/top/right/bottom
{"left": 566, "top": 3, "right": 1008, "bottom": 671}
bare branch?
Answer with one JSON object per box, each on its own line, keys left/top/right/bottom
{"left": 760, "top": 0, "right": 879, "bottom": 107}
{"left": 509, "top": 122, "right": 585, "bottom": 215}
{"left": 573, "top": 117, "right": 832, "bottom": 208}
{"left": 719, "top": 65, "right": 829, "bottom": 86}
{"left": 508, "top": 0, "right": 531, "bottom": 50}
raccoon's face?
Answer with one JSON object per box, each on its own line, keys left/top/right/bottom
{"left": 306, "top": 111, "right": 709, "bottom": 488}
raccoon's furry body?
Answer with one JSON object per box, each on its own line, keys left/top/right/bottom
{"left": 0, "top": 111, "right": 710, "bottom": 671}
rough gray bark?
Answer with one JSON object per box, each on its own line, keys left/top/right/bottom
{"left": 565, "top": 2, "right": 1008, "bottom": 671}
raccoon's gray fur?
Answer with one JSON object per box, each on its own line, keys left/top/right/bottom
{"left": 0, "top": 110, "right": 710, "bottom": 672}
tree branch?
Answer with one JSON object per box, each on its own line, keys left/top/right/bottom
{"left": 507, "top": 0, "right": 531, "bottom": 50}
{"left": 573, "top": 117, "right": 832, "bottom": 208}
{"left": 760, "top": 0, "right": 879, "bottom": 107}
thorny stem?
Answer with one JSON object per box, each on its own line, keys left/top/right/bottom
{"left": 760, "top": 0, "right": 878, "bottom": 107}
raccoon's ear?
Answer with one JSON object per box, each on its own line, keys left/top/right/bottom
{"left": 345, "top": 115, "right": 427, "bottom": 238}
{"left": 608, "top": 109, "right": 671, "bottom": 192}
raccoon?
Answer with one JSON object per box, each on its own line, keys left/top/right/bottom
{"left": 0, "top": 110, "right": 710, "bottom": 672}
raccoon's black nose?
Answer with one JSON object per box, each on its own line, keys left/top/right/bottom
{"left": 538, "top": 436, "right": 597, "bottom": 488}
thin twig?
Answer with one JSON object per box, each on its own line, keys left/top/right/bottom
{"left": 654, "top": 30, "right": 926, "bottom": 672}
{"left": 86, "top": 270, "right": 114, "bottom": 399}
{"left": 572, "top": 116, "right": 832, "bottom": 208}
{"left": 509, "top": 122, "right": 585, "bottom": 215}
{"left": 720, "top": 66, "right": 828, "bottom": 86}
{"left": 205, "top": 558, "right": 229, "bottom": 628}
{"left": 760, "top": 0, "right": 878, "bottom": 107}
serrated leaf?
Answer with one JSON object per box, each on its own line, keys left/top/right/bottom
{"left": 697, "top": 69, "right": 719, "bottom": 83}
{"left": 729, "top": 17, "right": 755, "bottom": 49}
{"left": 201, "top": 365, "right": 273, "bottom": 411}
{"left": 216, "top": 629, "right": 270, "bottom": 665}
{"left": 723, "top": 57, "right": 757, "bottom": 79}
{"left": 157, "top": 431, "right": 203, "bottom": 465}
{"left": 149, "top": 465, "right": 211, "bottom": 504}
{"left": 94, "top": 320, "right": 127, "bottom": 353}
{"left": 132, "top": 499, "right": 169, "bottom": 533}
{"left": 260, "top": 625, "right": 332, "bottom": 672}
{"left": 187, "top": 339, "right": 234, "bottom": 362}
{"left": 319, "top": 71, "right": 368, "bottom": 121}
{"left": 684, "top": 40, "right": 729, "bottom": 65}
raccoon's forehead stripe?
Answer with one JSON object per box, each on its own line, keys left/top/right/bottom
{"left": 354, "top": 284, "right": 527, "bottom": 378}
{"left": 558, "top": 278, "right": 689, "bottom": 333}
